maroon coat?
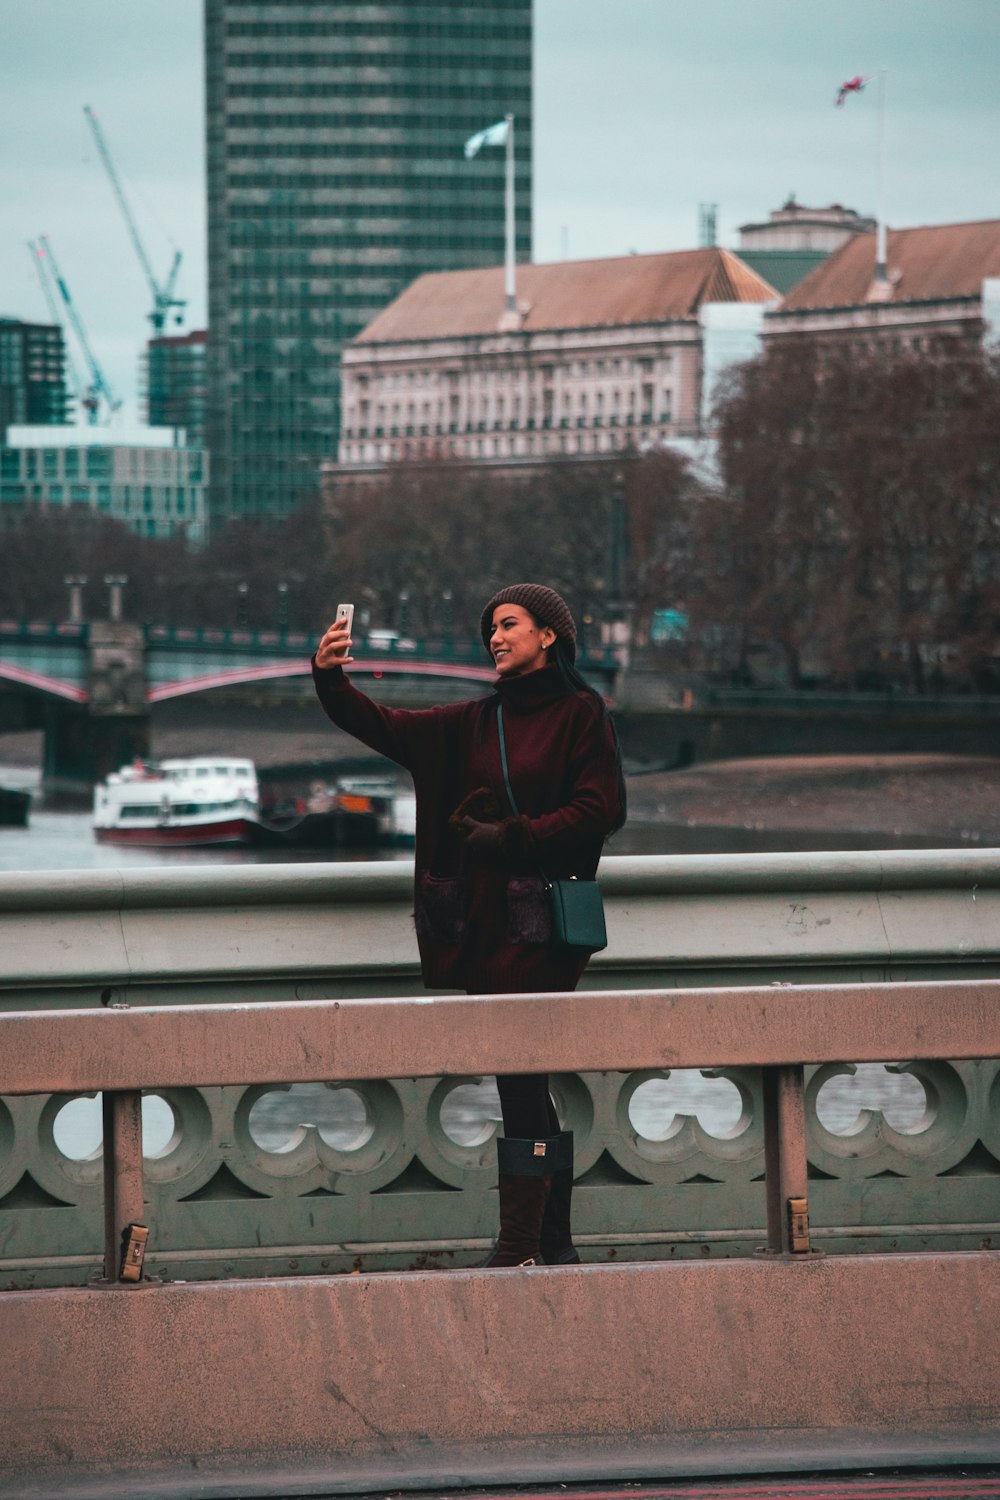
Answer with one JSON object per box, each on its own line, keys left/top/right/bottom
{"left": 311, "top": 661, "right": 622, "bottom": 993}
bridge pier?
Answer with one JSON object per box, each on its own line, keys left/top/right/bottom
{"left": 43, "top": 699, "right": 149, "bottom": 797}
{"left": 42, "top": 618, "right": 149, "bottom": 796}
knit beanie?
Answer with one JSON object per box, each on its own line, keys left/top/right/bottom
{"left": 480, "top": 583, "right": 577, "bottom": 664}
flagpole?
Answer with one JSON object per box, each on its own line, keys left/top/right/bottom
{"left": 504, "top": 113, "right": 516, "bottom": 315}
{"left": 875, "top": 70, "right": 887, "bottom": 281}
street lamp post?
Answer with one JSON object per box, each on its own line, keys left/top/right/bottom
{"left": 609, "top": 477, "right": 629, "bottom": 611}
{"left": 605, "top": 470, "right": 632, "bottom": 673}
{"left": 104, "top": 575, "right": 128, "bottom": 623}
{"left": 64, "top": 575, "right": 88, "bottom": 624}
{"left": 398, "top": 590, "right": 411, "bottom": 635}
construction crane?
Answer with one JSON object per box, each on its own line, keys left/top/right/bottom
{"left": 36, "top": 236, "right": 121, "bottom": 425}
{"left": 27, "top": 237, "right": 88, "bottom": 420}
{"left": 83, "top": 103, "right": 186, "bottom": 333}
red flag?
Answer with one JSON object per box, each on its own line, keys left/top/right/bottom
{"left": 836, "top": 74, "right": 872, "bottom": 107}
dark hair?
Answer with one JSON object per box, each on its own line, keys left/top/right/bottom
{"left": 548, "top": 638, "right": 627, "bottom": 835}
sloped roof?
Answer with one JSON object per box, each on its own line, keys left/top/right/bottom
{"left": 354, "top": 248, "right": 778, "bottom": 345}
{"left": 778, "top": 219, "right": 1000, "bottom": 311}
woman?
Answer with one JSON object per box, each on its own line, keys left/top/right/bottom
{"left": 313, "top": 583, "right": 626, "bottom": 1267}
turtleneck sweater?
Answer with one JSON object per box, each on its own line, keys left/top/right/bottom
{"left": 311, "top": 658, "right": 621, "bottom": 992}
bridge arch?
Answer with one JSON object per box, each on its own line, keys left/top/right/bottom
{"left": 146, "top": 657, "right": 497, "bottom": 702}
{"left": 0, "top": 662, "right": 88, "bottom": 704}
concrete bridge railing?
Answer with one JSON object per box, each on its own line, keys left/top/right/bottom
{"left": 2, "top": 850, "right": 1000, "bottom": 1291}
{"left": 0, "top": 852, "right": 998, "bottom": 1496}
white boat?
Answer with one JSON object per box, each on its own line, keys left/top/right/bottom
{"left": 93, "top": 757, "right": 261, "bottom": 847}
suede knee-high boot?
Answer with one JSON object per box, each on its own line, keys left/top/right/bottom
{"left": 478, "top": 1135, "right": 558, "bottom": 1268}
{"left": 539, "top": 1131, "right": 581, "bottom": 1265}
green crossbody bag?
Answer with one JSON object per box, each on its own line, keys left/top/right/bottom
{"left": 496, "top": 704, "right": 608, "bottom": 954}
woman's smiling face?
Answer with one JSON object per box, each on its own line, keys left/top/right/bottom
{"left": 489, "top": 604, "right": 556, "bottom": 677}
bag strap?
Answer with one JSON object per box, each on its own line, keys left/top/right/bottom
{"left": 495, "top": 704, "right": 520, "bottom": 815}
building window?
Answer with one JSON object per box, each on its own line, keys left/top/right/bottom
{"left": 86, "top": 449, "right": 112, "bottom": 479}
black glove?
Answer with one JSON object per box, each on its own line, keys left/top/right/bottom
{"left": 459, "top": 816, "right": 504, "bottom": 860}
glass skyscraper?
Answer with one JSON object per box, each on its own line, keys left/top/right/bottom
{"left": 205, "top": 1, "right": 532, "bottom": 524}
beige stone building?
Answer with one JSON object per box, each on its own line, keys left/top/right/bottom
{"left": 335, "top": 248, "right": 778, "bottom": 474}
{"left": 764, "top": 218, "right": 1000, "bottom": 347}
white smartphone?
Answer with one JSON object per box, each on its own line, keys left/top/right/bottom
{"left": 334, "top": 602, "right": 354, "bottom": 658}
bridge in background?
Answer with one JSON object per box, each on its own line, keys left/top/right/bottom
{"left": 1, "top": 849, "right": 998, "bottom": 1496}
{"left": 0, "top": 614, "right": 622, "bottom": 789}
{"left": 5, "top": 608, "right": 1000, "bottom": 794}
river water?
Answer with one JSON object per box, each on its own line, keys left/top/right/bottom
{"left": 0, "top": 762, "right": 930, "bottom": 1151}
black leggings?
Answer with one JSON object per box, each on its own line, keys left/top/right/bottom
{"left": 496, "top": 1074, "right": 560, "bottom": 1140}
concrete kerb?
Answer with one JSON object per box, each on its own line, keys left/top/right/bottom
{"left": 2, "top": 1252, "right": 998, "bottom": 1498}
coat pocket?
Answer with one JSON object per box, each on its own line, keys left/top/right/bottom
{"left": 506, "top": 875, "right": 551, "bottom": 944}
{"left": 415, "top": 873, "right": 467, "bottom": 945}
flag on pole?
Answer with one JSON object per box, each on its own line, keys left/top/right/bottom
{"left": 463, "top": 118, "right": 510, "bottom": 159}
{"left": 835, "top": 74, "right": 873, "bottom": 107}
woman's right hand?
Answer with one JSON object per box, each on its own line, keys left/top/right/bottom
{"left": 458, "top": 816, "right": 503, "bottom": 860}
{"left": 316, "top": 616, "right": 355, "bottom": 669}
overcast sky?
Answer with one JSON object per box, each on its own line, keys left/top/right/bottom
{"left": 2, "top": 0, "right": 997, "bottom": 422}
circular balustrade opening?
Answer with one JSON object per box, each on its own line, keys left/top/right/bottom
{"left": 628, "top": 1071, "right": 745, "bottom": 1140}
{"left": 814, "top": 1063, "right": 929, "bottom": 1134}
{"left": 247, "top": 1082, "right": 374, "bottom": 1152}
{"left": 52, "top": 1094, "right": 176, "bottom": 1160}
{"left": 438, "top": 1080, "right": 502, "bottom": 1146}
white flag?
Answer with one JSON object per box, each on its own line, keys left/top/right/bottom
{"left": 464, "top": 118, "right": 510, "bottom": 159}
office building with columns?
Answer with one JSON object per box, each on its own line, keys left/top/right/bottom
{"left": 334, "top": 247, "right": 778, "bottom": 474}
{"left": 764, "top": 218, "right": 1000, "bottom": 348}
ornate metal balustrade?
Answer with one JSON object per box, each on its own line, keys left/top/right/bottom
{"left": 1, "top": 1056, "right": 997, "bottom": 1287}
{"left": 1, "top": 852, "right": 999, "bottom": 1287}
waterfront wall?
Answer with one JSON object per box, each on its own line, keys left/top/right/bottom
{"left": 617, "top": 687, "right": 1000, "bottom": 765}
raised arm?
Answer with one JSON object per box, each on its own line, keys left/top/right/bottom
{"left": 312, "top": 615, "right": 457, "bottom": 771}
